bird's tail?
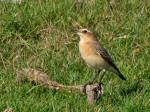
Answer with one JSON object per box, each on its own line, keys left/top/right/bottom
{"left": 110, "top": 65, "right": 126, "bottom": 80}
{"left": 116, "top": 70, "right": 126, "bottom": 80}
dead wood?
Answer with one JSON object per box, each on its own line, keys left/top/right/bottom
{"left": 16, "top": 68, "right": 104, "bottom": 104}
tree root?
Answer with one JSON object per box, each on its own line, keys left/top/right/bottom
{"left": 16, "top": 68, "right": 104, "bottom": 104}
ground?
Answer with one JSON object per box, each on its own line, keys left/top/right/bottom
{"left": 0, "top": 0, "right": 150, "bottom": 111}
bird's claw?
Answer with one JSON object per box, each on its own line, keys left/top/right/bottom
{"left": 96, "top": 82, "right": 104, "bottom": 97}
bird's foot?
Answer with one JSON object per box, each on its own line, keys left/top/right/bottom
{"left": 96, "top": 82, "right": 104, "bottom": 97}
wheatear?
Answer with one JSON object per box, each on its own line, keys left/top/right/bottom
{"left": 76, "top": 28, "right": 126, "bottom": 82}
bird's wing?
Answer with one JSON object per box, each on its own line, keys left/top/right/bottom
{"left": 93, "top": 41, "right": 126, "bottom": 80}
{"left": 93, "top": 41, "right": 115, "bottom": 65}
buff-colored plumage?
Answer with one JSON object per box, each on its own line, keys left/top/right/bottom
{"left": 77, "top": 29, "right": 126, "bottom": 80}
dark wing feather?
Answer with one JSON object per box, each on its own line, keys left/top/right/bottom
{"left": 93, "top": 42, "right": 126, "bottom": 80}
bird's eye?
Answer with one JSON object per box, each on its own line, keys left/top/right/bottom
{"left": 82, "top": 30, "right": 87, "bottom": 33}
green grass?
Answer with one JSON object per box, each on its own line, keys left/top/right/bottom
{"left": 0, "top": 0, "right": 150, "bottom": 111}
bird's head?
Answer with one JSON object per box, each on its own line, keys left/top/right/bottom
{"left": 76, "top": 29, "right": 96, "bottom": 41}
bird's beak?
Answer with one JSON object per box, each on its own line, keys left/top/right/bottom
{"left": 77, "top": 31, "right": 81, "bottom": 36}
{"left": 70, "top": 28, "right": 81, "bottom": 36}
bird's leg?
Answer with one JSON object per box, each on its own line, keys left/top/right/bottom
{"left": 98, "top": 70, "right": 106, "bottom": 82}
{"left": 85, "top": 70, "right": 102, "bottom": 85}
{"left": 92, "top": 70, "right": 101, "bottom": 83}
{"left": 99, "top": 74, "right": 104, "bottom": 83}
{"left": 96, "top": 70, "right": 105, "bottom": 97}
{"left": 83, "top": 70, "right": 102, "bottom": 93}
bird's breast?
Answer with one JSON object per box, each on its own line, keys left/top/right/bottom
{"left": 79, "top": 41, "right": 107, "bottom": 69}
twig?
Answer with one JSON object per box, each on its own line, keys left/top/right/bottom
{"left": 16, "top": 68, "right": 104, "bottom": 104}
{"left": 3, "top": 108, "right": 15, "bottom": 112}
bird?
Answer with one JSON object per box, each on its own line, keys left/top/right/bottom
{"left": 76, "top": 28, "right": 126, "bottom": 83}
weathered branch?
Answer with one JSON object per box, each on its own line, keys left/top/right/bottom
{"left": 16, "top": 68, "right": 104, "bottom": 104}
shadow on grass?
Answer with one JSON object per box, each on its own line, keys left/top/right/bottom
{"left": 120, "top": 80, "right": 144, "bottom": 96}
